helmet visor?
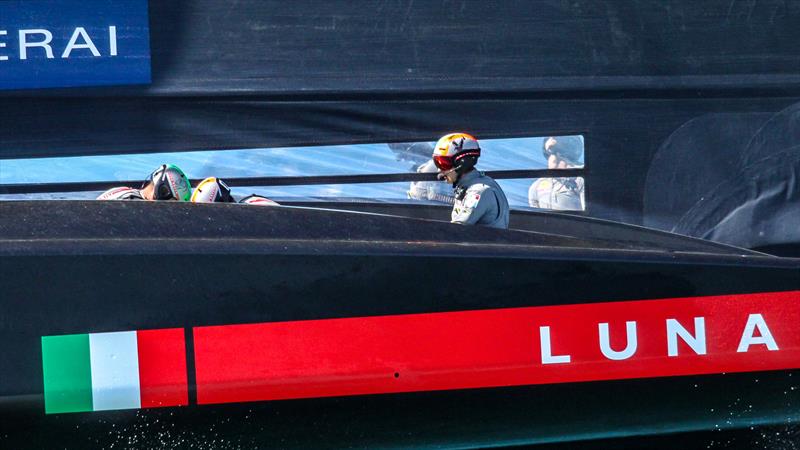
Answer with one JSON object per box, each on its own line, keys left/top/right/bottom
{"left": 432, "top": 155, "right": 454, "bottom": 171}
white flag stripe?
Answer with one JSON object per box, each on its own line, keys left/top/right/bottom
{"left": 89, "top": 331, "right": 141, "bottom": 411}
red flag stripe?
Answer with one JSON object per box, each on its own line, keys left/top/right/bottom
{"left": 193, "top": 291, "right": 800, "bottom": 406}
{"left": 137, "top": 328, "right": 188, "bottom": 408}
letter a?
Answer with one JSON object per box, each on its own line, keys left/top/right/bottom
{"left": 62, "top": 27, "right": 101, "bottom": 58}
{"left": 737, "top": 314, "right": 779, "bottom": 352}
{"left": 539, "top": 326, "right": 571, "bottom": 364}
{"left": 599, "top": 321, "right": 638, "bottom": 360}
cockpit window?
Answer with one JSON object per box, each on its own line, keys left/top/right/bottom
{"left": 0, "top": 135, "right": 585, "bottom": 211}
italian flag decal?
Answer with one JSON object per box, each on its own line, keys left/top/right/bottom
{"left": 41, "top": 329, "right": 187, "bottom": 414}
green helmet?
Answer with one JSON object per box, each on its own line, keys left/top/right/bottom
{"left": 143, "top": 164, "right": 192, "bottom": 201}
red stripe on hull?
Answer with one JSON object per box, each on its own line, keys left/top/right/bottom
{"left": 193, "top": 291, "right": 800, "bottom": 405}
{"left": 137, "top": 328, "right": 188, "bottom": 408}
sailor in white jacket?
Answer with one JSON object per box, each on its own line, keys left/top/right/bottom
{"left": 528, "top": 136, "right": 585, "bottom": 211}
{"left": 432, "top": 133, "right": 509, "bottom": 229}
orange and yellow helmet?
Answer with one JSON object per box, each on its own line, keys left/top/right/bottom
{"left": 431, "top": 132, "right": 481, "bottom": 173}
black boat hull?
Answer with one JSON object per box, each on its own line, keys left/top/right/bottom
{"left": 0, "top": 201, "right": 798, "bottom": 448}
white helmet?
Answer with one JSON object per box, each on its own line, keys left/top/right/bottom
{"left": 432, "top": 133, "right": 481, "bottom": 175}
{"left": 191, "top": 177, "right": 234, "bottom": 203}
{"left": 144, "top": 164, "right": 192, "bottom": 201}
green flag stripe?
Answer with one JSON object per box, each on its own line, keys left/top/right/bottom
{"left": 42, "top": 334, "right": 93, "bottom": 414}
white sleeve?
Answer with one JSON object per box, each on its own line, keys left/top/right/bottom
{"left": 96, "top": 187, "right": 143, "bottom": 200}
{"left": 528, "top": 181, "right": 539, "bottom": 207}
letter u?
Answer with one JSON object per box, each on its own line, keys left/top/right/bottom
{"left": 598, "top": 321, "right": 638, "bottom": 360}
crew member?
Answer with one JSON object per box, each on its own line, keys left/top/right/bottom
{"left": 190, "top": 177, "right": 236, "bottom": 203}
{"left": 407, "top": 159, "right": 455, "bottom": 204}
{"left": 239, "top": 195, "right": 280, "bottom": 206}
{"left": 191, "top": 176, "right": 280, "bottom": 206}
{"left": 528, "top": 136, "right": 585, "bottom": 210}
{"left": 97, "top": 164, "right": 192, "bottom": 201}
{"left": 432, "top": 133, "right": 509, "bottom": 229}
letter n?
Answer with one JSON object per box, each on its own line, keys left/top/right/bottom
{"left": 667, "top": 317, "right": 707, "bottom": 356}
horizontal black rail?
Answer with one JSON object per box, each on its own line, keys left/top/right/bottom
{"left": 0, "top": 169, "right": 584, "bottom": 195}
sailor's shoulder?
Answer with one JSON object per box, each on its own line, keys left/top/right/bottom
{"left": 464, "top": 182, "right": 492, "bottom": 195}
{"left": 239, "top": 194, "right": 280, "bottom": 206}
{"left": 97, "top": 186, "right": 143, "bottom": 200}
{"left": 460, "top": 173, "right": 493, "bottom": 190}
{"left": 532, "top": 178, "right": 553, "bottom": 189}
{"left": 461, "top": 181, "right": 501, "bottom": 209}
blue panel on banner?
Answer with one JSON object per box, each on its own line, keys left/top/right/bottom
{"left": 0, "top": 0, "right": 151, "bottom": 90}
